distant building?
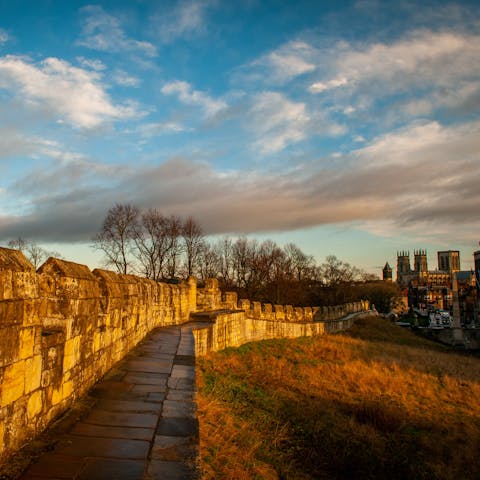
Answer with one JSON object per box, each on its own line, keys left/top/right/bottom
{"left": 395, "top": 250, "right": 450, "bottom": 287}
{"left": 388, "top": 248, "right": 478, "bottom": 324}
{"left": 382, "top": 262, "right": 392, "bottom": 282}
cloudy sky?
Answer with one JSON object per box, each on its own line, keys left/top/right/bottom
{"left": 0, "top": 0, "right": 479, "bottom": 273}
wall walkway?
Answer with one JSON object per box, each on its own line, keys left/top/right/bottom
{"left": 19, "top": 324, "right": 201, "bottom": 480}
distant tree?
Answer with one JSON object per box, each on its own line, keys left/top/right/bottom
{"left": 132, "top": 208, "right": 172, "bottom": 281}
{"left": 198, "top": 241, "right": 221, "bottom": 282}
{"left": 92, "top": 203, "right": 139, "bottom": 274}
{"left": 182, "top": 216, "right": 204, "bottom": 277}
{"left": 320, "top": 255, "right": 362, "bottom": 287}
{"left": 284, "top": 243, "right": 315, "bottom": 282}
{"left": 8, "top": 237, "right": 63, "bottom": 269}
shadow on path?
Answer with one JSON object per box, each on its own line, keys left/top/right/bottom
{"left": 20, "top": 323, "right": 203, "bottom": 480}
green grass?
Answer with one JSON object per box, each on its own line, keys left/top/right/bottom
{"left": 196, "top": 316, "right": 480, "bottom": 480}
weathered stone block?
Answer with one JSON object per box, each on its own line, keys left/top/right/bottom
{"left": 0, "top": 300, "right": 25, "bottom": 326}
{"left": 63, "top": 336, "right": 81, "bottom": 372}
{"left": 25, "top": 354, "right": 42, "bottom": 394}
{"left": 1, "top": 360, "right": 25, "bottom": 405}
{"left": 19, "top": 327, "right": 35, "bottom": 359}
{"left": 27, "top": 390, "right": 43, "bottom": 419}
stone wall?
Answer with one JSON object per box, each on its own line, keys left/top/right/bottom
{"left": 0, "top": 248, "right": 197, "bottom": 462}
{"left": 192, "top": 302, "right": 370, "bottom": 356}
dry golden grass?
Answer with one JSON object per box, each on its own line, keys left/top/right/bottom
{"left": 196, "top": 316, "right": 480, "bottom": 480}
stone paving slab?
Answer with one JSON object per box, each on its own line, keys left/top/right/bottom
{"left": 83, "top": 411, "right": 159, "bottom": 429}
{"left": 166, "top": 389, "right": 195, "bottom": 402}
{"left": 19, "top": 323, "right": 201, "bottom": 480}
{"left": 78, "top": 458, "right": 146, "bottom": 480}
{"left": 125, "top": 361, "right": 173, "bottom": 374}
{"left": 167, "top": 377, "right": 196, "bottom": 390}
{"left": 156, "top": 418, "right": 199, "bottom": 438}
{"left": 162, "top": 400, "right": 196, "bottom": 418}
{"left": 55, "top": 436, "right": 151, "bottom": 459}
{"left": 124, "top": 373, "right": 169, "bottom": 386}
{"left": 20, "top": 453, "right": 85, "bottom": 479}
{"left": 71, "top": 423, "right": 155, "bottom": 441}
{"left": 131, "top": 384, "right": 168, "bottom": 395}
{"left": 94, "top": 399, "right": 162, "bottom": 413}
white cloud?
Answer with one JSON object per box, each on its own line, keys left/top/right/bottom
{"left": 78, "top": 5, "right": 157, "bottom": 57}
{"left": 250, "top": 92, "right": 310, "bottom": 154}
{"left": 256, "top": 41, "right": 316, "bottom": 83}
{"left": 309, "top": 77, "right": 348, "bottom": 93}
{"left": 232, "top": 40, "right": 318, "bottom": 86}
{"left": 357, "top": 120, "right": 480, "bottom": 169}
{"left": 0, "top": 128, "right": 60, "bottom": 159}
{"left": 249, "top": 92, "right": 344, "bottom": 154}
{"left": 112, "top": 69, "right": 141, "bottom": 87}
{"left": 137, "top": 122, "right": 190, "bottom": 138}
{"left": 0, "top": 55, "right": 138, "bottom": 128}
{"left": 161, "top": 80, "right": 227, "bottom": 117}
{"left": 309, "top": 30, "right": 480, "bottom": 96}
{"left": 76, "top": 56, "right": 106, "bottom": 71}
{"left": 155, "top": 0, "right": 210, "bottom": 43}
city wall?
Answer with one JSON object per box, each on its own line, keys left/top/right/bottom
{"left": 0, "top": 248, "right": 197, "bottom": 462}
{"left": 0, "top": 249, "right": 369, "bottom": 463}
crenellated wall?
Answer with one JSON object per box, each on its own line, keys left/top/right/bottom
{"left": 0, "top": 247, "right": 197, "bottom": 462}
{"left": 191, "top": 303, "right": 370, "bottom": 355}
{"left": 0, "top": 247, "right": 369, "bottom": 463}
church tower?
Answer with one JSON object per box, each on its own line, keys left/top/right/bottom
{"left": 383, "top": 262, "right": 392, "bottom": 282}
{"left": 396, "top": 251, "right": 410, "bottom": 283}
{"left": 414, "top": 249, "right": 428, "bottom": 278}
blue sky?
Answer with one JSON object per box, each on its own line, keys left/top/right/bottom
{"left": 0, "top": 0, "right": 479, "bottom": 274}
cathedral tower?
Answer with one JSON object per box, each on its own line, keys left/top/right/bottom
{"left": 414, "top": 249, "right": 428, "bottom": 277}
{"left": 396, "top": 251, "right": 410, "bottom": 283}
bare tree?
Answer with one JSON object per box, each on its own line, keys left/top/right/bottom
{"left": 284, "top": 243, "right": 315, "bottom": 282}
{"left": 92, "top": 203, "right": 139, "bottom": 274}
{"left": 198, "top": 241, "right": 221, "bottom": 282}
{"left": 182, "top": 216, "right": 204, "bottom": 277}
{"left": 320, "top": 255, "right": 362, "bottom": 286}
{"left": 132, "top": 209, "right": 172, "bottom": 281}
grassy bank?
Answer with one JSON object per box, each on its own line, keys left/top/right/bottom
{"left": 196, "top": 316, "right": 480, "bottom": 480}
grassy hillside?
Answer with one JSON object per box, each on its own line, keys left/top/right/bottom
{"left": 196, "top": 316, "right": 480, "bottom": 480}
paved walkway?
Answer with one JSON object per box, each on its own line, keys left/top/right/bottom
{"left": 20, "top": 324, "right": 202, "bottom": 480}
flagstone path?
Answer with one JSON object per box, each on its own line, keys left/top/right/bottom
{"left": 20, "top": 323, "right": 203, "bottom": 480}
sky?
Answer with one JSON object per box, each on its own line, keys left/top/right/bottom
{"left": 0, "top": 0, "right": 479, "bottom": 274}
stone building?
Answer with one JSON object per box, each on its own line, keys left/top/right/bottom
{"left": 390, "top": 248, "right": 478, "bottom": 323}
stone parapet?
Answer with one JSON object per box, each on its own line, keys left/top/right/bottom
{"left": 192, "top": 310, "right": 372, "bottom": 356}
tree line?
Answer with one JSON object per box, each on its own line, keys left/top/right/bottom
{"left": 90, "top": 204, "right": 400, "bottom": 310}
